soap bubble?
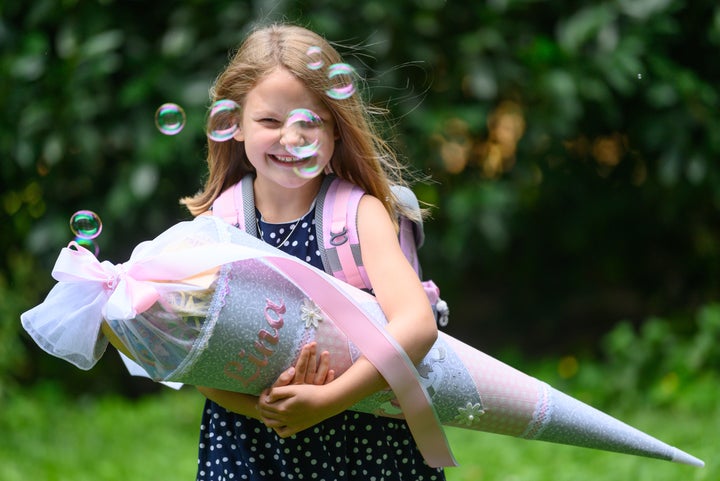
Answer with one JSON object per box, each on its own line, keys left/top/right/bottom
{"left": 69, "top": 210, "right": 102, "bottom": 257}
{"left": 306, "top": 46, "right": 324, "bottom": 70}
{"left": 72, "top": 237, "right": 100, "bottom": 257}
{"left": 155, "top": 103, "right": 186, "bottom": 135}
{"left": 325, "top": 63, "right": 357, "bottom": 100}
{"left": 282, "top": 108, "right": 323, "bottom": 159}
{"left": 70, "top": 210, "right": 102, "bottom": 239}
{"left": 207, "top": 99, "right": 241, "bottom": 142}
{"left": 293, "top": 159, "right": 324, "bottom": 179}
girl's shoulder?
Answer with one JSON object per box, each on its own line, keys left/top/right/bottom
{"left": 357, "top": 194, "right": 389, "bottom": 221}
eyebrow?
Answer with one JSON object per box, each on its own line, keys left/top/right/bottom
{"left": 252, "top": 107, "right": 333, "bottom": 123}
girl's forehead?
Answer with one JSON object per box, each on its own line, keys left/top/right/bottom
{"left": 246, "top": 68, "right": 329, "bottom": 114}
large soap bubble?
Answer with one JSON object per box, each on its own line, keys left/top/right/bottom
{"left": 207, "top": 99, "right": 241, "bottom": 142}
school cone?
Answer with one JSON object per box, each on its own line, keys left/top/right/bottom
{"left": 21, "top": 216, "right": 704, "bottom": 468}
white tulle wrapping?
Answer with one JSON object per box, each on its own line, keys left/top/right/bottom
{"left": 21, "top": 281, "right": 110, "bottom": 370}
{"left": 20, "top": 218, "right": 237, "bottom": 371}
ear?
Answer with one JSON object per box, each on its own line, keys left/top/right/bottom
{"left": 233, "top": 127, "right": 244, "bottom": 142}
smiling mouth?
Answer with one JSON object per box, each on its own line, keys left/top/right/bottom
{"left": 270, "top": 154, "right": 309, "bottom": 164}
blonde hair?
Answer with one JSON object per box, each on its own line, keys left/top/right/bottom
{"left": 180, "top": 23, "right": 418, "bottom": 222}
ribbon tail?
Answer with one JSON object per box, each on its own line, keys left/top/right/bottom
{"left": 20, "top": 282, "right": 109, "bottom": 370}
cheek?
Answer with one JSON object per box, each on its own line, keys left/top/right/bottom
{"left": 313, "top": 131, "right": 334, "bottom": 158}
{"left": 243, "top": 127, "right": 277, "bottom": 149}
{"left": 324, "top": 131, "right": 338, "bottom": 156}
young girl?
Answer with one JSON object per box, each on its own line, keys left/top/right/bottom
{"left": 181, "top": 23, "right": 444, "bottom": 481}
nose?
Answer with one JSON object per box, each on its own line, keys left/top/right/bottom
{"left": 280, "top": 123, "right": 322, "bottom": 159}
{"left": 279, "top": 126, "right": 306, "bottom": 150}
{"left": 280, "top": 109, "right": 324, "bottom": 158}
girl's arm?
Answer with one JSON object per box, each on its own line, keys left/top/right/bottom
{"left": 258, "top": 194, "right": 437, "bottom": 436}
{"left": 197, "top": 387, "right": 263, "bottom": 419}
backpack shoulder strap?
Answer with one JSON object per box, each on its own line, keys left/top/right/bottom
{"left": 391, "top": 186, "right": 448, "bottom": 326}
{"left": 316, "top": 177, "right": 429, "bottom": 290}
{"left": 315, "top": 175, "right": 372, "bottom": 291}
{"left": 210, "top": 175, "right": 258, "bottom": 237}
{"left": 391, "top": 185, "right": 425, "bottom": 276}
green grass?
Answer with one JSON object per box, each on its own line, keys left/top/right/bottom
{"left": 0, "top": 383, "right": 202, "bottom": 481}
{"left": 0, "top": 382, "right": 715, "bottom": 481}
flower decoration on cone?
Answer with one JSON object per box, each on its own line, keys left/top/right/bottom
{"left": 300, "top": 298, "right": 323, "bottom": 329}
{"left": 454, "top": 402, "right": 486, "bottom": 427}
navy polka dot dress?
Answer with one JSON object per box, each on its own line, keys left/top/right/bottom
{"left": 197, "top": 203, "right": 445, "bottom": 481}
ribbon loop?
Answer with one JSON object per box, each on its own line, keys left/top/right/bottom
{"left": 51, "top": 244, "right": 158, "bottom": 321}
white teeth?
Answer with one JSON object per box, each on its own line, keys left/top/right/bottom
{"left": 274, "top": 155, "right": 300, "bottom": 163}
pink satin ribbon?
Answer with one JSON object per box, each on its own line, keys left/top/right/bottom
{"left": 49, "top": 225, "right": 456, "bottom": 467}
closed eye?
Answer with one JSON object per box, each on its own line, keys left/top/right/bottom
{"left": 257, "top": 118, "right": 281, "bottom": 126}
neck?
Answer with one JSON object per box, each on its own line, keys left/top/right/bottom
{"left": 252, "top": 175, "right": 324, "bottom": 223}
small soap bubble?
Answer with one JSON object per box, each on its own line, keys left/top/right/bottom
{"left": 325, "top": 63, "right": 357, "bottom": 100}
{"left": 70, "top": 210, "right": 102, "bottom": 239}
{"left": 207, "top": 99, "right": 241, "bottom": 142}
{"left": 282, "top": 108, "right": 323, "bottom": 160}
{"left": 306, "top": 46, "right": 324, "bottom": 70}
{"left": 293, "top": 159, "right": 323, "bottom": 179}
{"left": 638, "top": 73, "right": 642, "bottom": 80}
{"left": 155, "top": 103, "right": 186, "bottom": 135}
{"left": 72, "top": 236, "right": 100, "bottom": 257}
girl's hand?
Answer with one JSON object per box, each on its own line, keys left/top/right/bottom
{"left": 258, "top": 356, "right": 384, "bottom": 437}
{"left": 257, "top": 342, "right": 336, "bottom": 434}
{"left": 258, "top": 384, "right": 341, "bottom": 437}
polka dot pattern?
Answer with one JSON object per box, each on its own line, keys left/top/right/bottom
{"left": 197, "top": 205, "right": 445, "bottom": 480}
{"left": 255, "top": 207, "right": 322, "bottom": 266}
{"left": 197, "top": 407, "right": 444, "bottom": 480}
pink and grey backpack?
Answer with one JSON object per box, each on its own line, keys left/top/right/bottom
{"left": 211, "top": 174, "right": 449, "bottom": 327}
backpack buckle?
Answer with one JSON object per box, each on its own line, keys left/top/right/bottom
{"left": 330, "top": 226, "right": 348, "bottom": 246}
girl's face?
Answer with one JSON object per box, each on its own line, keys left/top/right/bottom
{"left": 234, "top": 67, "right": 337, "bottom": 192}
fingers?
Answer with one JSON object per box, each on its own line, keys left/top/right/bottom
{"left": 262, "top": 386, "right": 293, "bottom": 405}
{"left": 259, "top": 414, "right": 291, "bottom": 437}
{"left": 292, "top": 343, "right": 332, "bottom": 385}
{"left": 313, "top": 350, "right": 330, "bottom": 384}
{"left": 259, "top": 415, "right": 300, "bottom": 438}
{"left": 257, "top": 393, "right": 297, "bottom": 437}
{"left": 275, "top": 426, "right": 297, "bottom": 438}
{"left": 271, "top": 343, "right": 334, "bottom": 393}
{"left": 304, "top": 345, "right": 318, "bottom": 384}
{"left": 270, "top": 425, "right": 293, "bottom": 438}
{"left": 271, "top": 366, "right": 296, "bottom": 388}
{"left": 293, "top": 343, "right": 312, "bottom": 383}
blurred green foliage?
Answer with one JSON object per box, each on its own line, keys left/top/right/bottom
{"left": 2, "top": 0, "right": 720, "bottom": 394}
{"left": 530, "top": 303, "right": 720, "bottom": 413}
